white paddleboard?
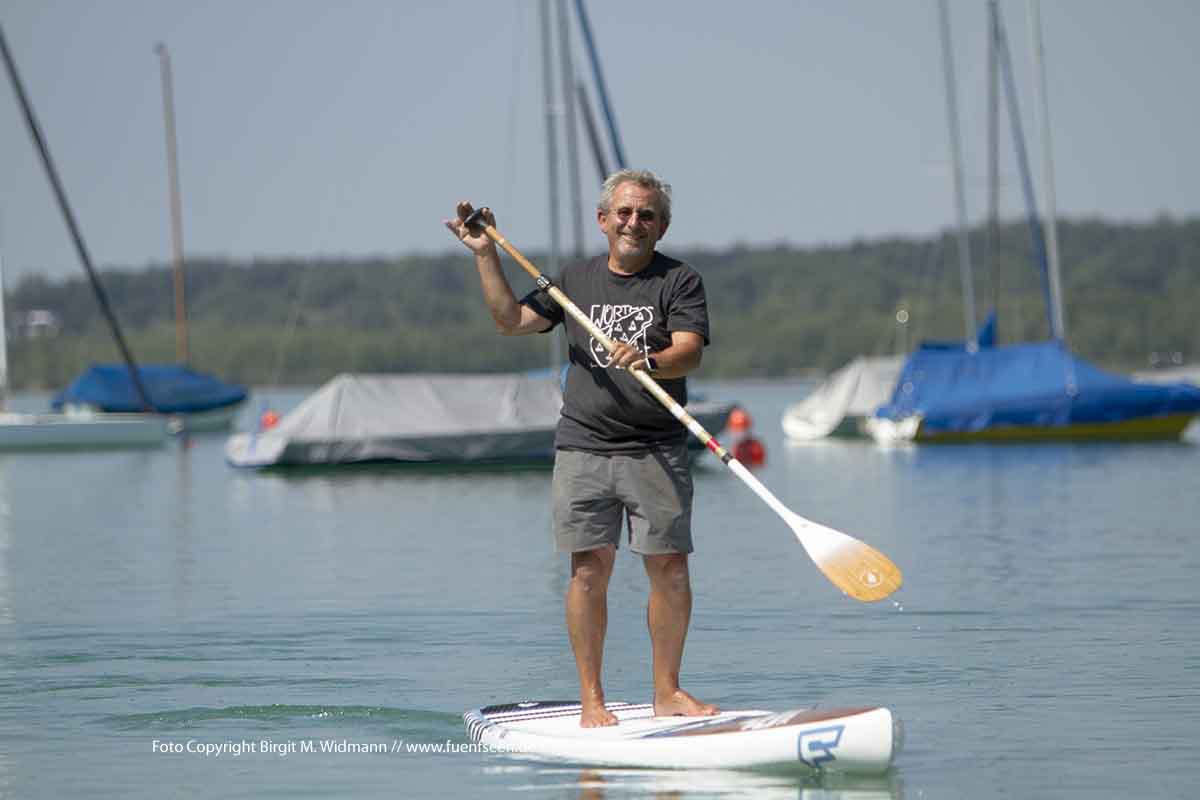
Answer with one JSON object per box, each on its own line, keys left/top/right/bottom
{"left": 463, "top": 700, "right": 898, "bottom": 773}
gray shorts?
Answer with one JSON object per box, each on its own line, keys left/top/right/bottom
{"left": 551, "top": 444, "right": 694, "bottom": 555}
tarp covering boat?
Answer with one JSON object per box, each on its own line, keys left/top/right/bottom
{"left": 782, "top": 356, "right": 904, "bottom": 440}
{"left": 52, "top": 364, "right": 247, "bottom": 414}
{"left": 225, "top": 372, "right": 735, "bottom": 468}
{"left": 871, "top": 340, "right": 1200, "bottom": 440}
{"left": 781, "top": 315, "right": 994, "bottom": 441}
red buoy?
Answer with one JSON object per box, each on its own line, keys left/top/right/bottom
{"left": 724, "top": 406, "right": 766, "bottom": 466}
{"left": 733, "top": 436, "right": 766, "bottom": 466}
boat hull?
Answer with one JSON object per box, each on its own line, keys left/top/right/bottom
{"left": 226, "top": 392, "right": 736, "bottom": 469}
{"left": 916, "top": 412, "right": 1195, "bottom": 442}
{"left": 0, "top": 412, "right": 167, "bottom": 450}
{"left": 171, "top": 399, "right": 246, "bottom": 434}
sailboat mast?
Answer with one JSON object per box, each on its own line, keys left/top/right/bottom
{"left": 576, "top": 80, "right": 610, "bottom": 183}
{"left": 0, "top": 244, "right": 7, "bottom": 410}
{"left": 573, "top": 0, "right": 626, "bottom": 169}
{"left": 539, "top": 0, "right": 563, "bottom": 369}
{"left": 0, "top": 25, "right": 156, "bottom": 412}
{"left": 556, "top": 0, "right": 584, "bottom": 259}
{"left": 994, "top": 5, "right": 1054, "bottom": 333}
{"left": 985, "top": 0, "right": 1000, "bottom": 321}
{"left": 1026, "top": 0, "right": 1067, "bottom": 342}
{"left": 936, "top": 0, "right": 978, "bottom": 347}
{"left": 155, "top": 43, "right": 189, "bottom": 364}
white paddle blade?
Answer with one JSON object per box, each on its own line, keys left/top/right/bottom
{"left": 786, "top": 514, "right": 903, "bottom": 602}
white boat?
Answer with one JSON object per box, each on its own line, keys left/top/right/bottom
{"left": 0, "top": 408, "right": 166, "bottom": 450}
{"left": 782, "top": 356, "right": 903, "bottom": 440}
{"left": 0, "top": 258, "right": 167, "bottom": 451}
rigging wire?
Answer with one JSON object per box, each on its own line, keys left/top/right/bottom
{"left": 500, "top": 2, "right": 527, "bottom": 216}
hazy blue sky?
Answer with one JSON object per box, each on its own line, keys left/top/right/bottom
{"left": 2, "top": 1, "right": 1197, "bottom": 283}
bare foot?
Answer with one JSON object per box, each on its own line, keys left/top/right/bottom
{"left": 579, "top": 700, "right": 619, "bottom": 728}
{"left": 654, "top": 688, "right": 719, "bottom": 717}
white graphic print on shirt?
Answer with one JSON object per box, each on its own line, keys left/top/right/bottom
{"left": 588, "top": 303, "right": 654, "bottom": 367}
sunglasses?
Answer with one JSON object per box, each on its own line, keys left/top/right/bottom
{"left": 610, "top": 207, "right": 660, "bottom": 225}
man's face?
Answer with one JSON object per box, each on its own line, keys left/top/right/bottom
{"left": 597, "top": 182, "right": 669, "bottom": 266}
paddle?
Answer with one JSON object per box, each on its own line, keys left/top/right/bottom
{"left": 462, "top": 208, "right": 903, "bottom": 602}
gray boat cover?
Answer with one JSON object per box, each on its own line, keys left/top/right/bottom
{"left": 226, "top": 373, "right": 562, "bottom": 466}
{"left": 225, "top": 372, "right": 737, "bottom": 467}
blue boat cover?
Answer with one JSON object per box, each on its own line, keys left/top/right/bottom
{"left": 52, "top": 364, "right": 247, "bottom": 414}
{"left": 874, "top": 340, "right": 1200, "bottom": 434}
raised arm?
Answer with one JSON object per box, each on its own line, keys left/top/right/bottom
{"left": 444, "top": 201, "right": 552, "bottom": 336}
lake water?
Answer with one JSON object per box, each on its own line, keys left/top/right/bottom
{"left": 1, "top": 380, "right": 1197, "bottom": 798}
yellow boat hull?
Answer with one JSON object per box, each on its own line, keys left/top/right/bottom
{"left": 917, "top": 412, "right": 1196, "bottom": 442}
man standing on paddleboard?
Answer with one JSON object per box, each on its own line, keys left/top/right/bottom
{"left": 445, "top": 169, "right": 718, "bottom": 727}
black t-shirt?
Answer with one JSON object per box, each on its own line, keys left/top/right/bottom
{"left": 521, "top": 251, "right": 710, "bottom": 454}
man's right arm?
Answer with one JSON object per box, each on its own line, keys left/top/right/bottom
{"left": 444, "top": 202, "right": 552, "bottom": 336}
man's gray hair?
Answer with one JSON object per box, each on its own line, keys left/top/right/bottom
{"left": 598, "top": 169, "right": 672, "bottom": 225}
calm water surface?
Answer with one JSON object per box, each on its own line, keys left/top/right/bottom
{"left": 1, "top": 381, "right": 1197, "bottom": 798}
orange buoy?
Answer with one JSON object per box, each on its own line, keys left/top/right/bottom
{"left": 260, "top": 409, "right": 281, "bottom": 430}
{"left": 727, "top": 406, "right": 753, "bottom": 433}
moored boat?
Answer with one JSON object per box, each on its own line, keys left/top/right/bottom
{"left": 53, "top": 364, "right": 247, "bottom": 434}
{"left": 867, "top": 340, "right": 1200, "bottom": 443}
{"left": 225, "top": 372, "right": 734, "bottom": 468}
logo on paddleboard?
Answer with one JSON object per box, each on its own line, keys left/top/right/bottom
{"left": 588, "top": 304, "right": 654, "bottom": 367}
{"left": 797, "top": 724, "right": 845, "bottom": 768}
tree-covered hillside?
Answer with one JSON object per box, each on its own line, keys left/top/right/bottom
{"left": 7, "top": 216, "right": 1197, "bottom": 389}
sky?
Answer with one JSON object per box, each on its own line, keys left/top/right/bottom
{"left": 1, "top": 1, "right": 1197, "bottom": 284}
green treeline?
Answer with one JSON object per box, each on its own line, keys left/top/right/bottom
{"left": 7, "top": 216, "right": 1198, "bottom": 390}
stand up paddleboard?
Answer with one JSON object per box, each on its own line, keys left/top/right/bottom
{"left": 463, "top": 701, "right": 898, "bottom": 773}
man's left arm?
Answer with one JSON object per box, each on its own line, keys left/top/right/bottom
{"left": 607, "top": 330, "right": 702, "bottom": 378}
{"left": 649, "top": 267, "right": 709, "bottom": 378}
{"left": 609, "top": 266, "right": 709, "bottom": 378}
{"left": 638, "top": 331, "right": 703, "bottom": 378}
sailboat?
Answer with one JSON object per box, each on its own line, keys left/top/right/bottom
{"left": 49, "top": 43, "right": 247, "bottom": 434}
{"left": 51, "top": 363, "right": 245, "bottom": 433}
{"left": 0, "top": 26, "right": 168, "bottom": 449}
{"left": 867, "top": 1, "right": 1200, "bottom": 443}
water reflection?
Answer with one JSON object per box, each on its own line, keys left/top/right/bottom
{"left": 507, "top": 766, "right": 901, "bottom": 799}
{"left": 172, "top": 441, "right": 196, "bottom": 620}
{"left": 0, "top": 461, "right": 11, "bottom": 799}
{"left": 0, "top": 461, "right": 10, "bottom": 625}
